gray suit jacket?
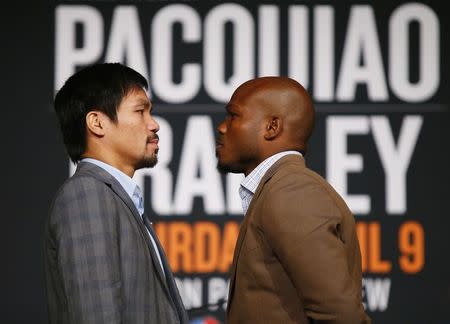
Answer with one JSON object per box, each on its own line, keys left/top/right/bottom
{"left": 45, "top": 162, "right": 188, "bottom": 323}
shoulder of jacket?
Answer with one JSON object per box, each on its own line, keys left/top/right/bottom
{"left": 268, "top": 162, "right": 326, "bottom": 188}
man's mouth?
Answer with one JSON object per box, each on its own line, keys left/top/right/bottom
{"left": 216, "top": 137, "right": 224, "bottom": 147}
{"left": 147, "top": 134, "right": 159, "bottom": 145}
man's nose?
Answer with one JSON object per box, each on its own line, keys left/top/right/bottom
{"left": 147, "top": 115, "right": 160, "bottom": 133}
{"left": 217, "top": 120, "right": 226, "bottom": 134}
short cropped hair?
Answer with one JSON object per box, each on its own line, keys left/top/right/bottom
{"left": 54, "top": 63, "right": 148, "bottom": 163}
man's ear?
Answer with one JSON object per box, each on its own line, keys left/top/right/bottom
{"left": 86, "top": 111, "right": 106, "bottom": 136}
{"left": 264, "top": 117, "right": 281, "bottom": 140}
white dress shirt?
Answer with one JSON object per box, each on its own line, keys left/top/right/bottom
{"left": 239, "top": 151, "right": 302, "bottom": 215}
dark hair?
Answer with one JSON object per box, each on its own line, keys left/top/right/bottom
{"left": 54, "top": 63, "right": 148, "bottom": 163}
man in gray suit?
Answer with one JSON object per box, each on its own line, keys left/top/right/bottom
{"left": 45, "top": 63, "right": 188, "bottom": 323}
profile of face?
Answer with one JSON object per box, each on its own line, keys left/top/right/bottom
{"left": 216, "top": 77, "right": 314, "bottom": 176}
{"left": 215, "top": 84, "right": 266, "bottom": 175}
{"left": 104, "top": 87, "right": 160, "bottom": 173}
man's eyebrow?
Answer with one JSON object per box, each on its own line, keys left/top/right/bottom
{"left": 134, "top": 99, "right": 151, "bottom": 108}
{"left": 226, "top": 104, "right": 236, "bottom": 111}
{"left": 226, "top": 104, "right": 239, "bottom": 113}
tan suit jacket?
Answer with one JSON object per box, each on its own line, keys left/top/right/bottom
{"left": 227, "top": 155, "right": 370, "bottom": 323}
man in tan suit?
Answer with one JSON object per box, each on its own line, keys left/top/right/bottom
{"left": 215, "top": 77, "right": 370, "bottom": 323}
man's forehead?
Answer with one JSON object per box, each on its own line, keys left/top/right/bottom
{"left": 230, "top": 89, "right": 266, "bottom": 107}
{"left": 122, "top": 87, "right": 152, "bottom": 106}
{"left": 128, "top": 86, "right": 150, "bottom": 99}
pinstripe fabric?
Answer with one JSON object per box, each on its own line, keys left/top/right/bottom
{"left": 45, "top": 162, "right": 188, "bottom": 323}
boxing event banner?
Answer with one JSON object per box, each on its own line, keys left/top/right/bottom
{"left": 40, "top": 1, "right": 449, "bottom": 323}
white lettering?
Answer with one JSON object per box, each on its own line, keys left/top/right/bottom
{"left": 151, "top": 5, "right": 201, "bottom": 103}
{"left": 337, "top": 6, "right": 388, "bottom": 101}
{"left": 208, "top": 277, "right": 229, "bottom": 311}
{"left": 314, "top": 6, "right": 334, "bottom": 100}
{"left": 371, "top": 116, "right": 422, "bottom": 214}
{"left": 104, "top": 6, "right": 149, "bottom": 81}
{"left": 363, "top": 278, "right": 391, "bottom": 311}
{"left": 175, "top": 277, "right": 203, "bottom": 309}
{"left": 389, "top": 3, "right": 439, "bottom": 101}
{"left": 55, "top": 5, "right": 103, "bottom": 91}
{"left": 258, "top": 6, "right": 279, "bottom": 76}
{"left": 173, "top": 116, "right": 225, "bottom": 214}
{"left": 288, "top": 6, "right": 309, "bottom": 87}
{"left": 327, "top": 116, "right": 371, "bottom": 214}
{"left": 204, "top": 4, "right": 254, "bottom": 102}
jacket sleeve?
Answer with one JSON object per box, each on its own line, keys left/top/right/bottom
{"left": 261, "top": 174, "right": 369, "bottom": 324}
{"left": 49, "top": 177, "right": 122, "bottom": 324}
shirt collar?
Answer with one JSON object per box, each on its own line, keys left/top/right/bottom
{"left": 240, "top": 151, "right": 302, "bottom": 194}
{"left": 81, "top": 158, "right": 144, "bottom": 215}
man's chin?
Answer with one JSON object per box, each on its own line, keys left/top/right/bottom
{"left": 216, "top": 162, "right": 229, "bottom": 174}
{"left": 136, "top": 155, "right": 158, "bottom": 170}
{"left": 216, "top": 161, "right": 240, "bottom": 174}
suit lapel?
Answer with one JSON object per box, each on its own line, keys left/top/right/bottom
{"left": 74, "top": 162, "right": 170, "bottom": 290}
{"left": 227, "top": 206, "right": 250, "bottom": 308}
{"left": 143, "top": 215, "right": 188, "bottom": 323}
{"left": 227, "top": 164, "right": 273, "bottom": 310}
{"left": 227, "top": 154, "right": 305, "bottom": 310}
